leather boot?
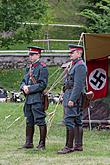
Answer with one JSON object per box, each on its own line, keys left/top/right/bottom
{"left": 74, "top": 126, "right": 83, "bottom": 151}
{"left": 23, "top": 126, "right": 34, "bottom": 149}
{"left": 57, "top": 128, "right": 75, "bottom": 154}
{"left": 36, "top": 125, "right": 47, "bottom": 150}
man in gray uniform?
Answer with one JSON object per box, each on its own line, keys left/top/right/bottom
{"left": 20, "top": 46, "right": 48, "bottom": 150}
{"left": 58, "top": 44, "right": 87, "bottom": 154}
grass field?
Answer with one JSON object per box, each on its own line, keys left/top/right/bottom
{"left": 0, "top": 103, "right": 110, "bottom": 165}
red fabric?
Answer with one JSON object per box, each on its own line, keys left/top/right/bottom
{"left": 87, "top": 57, "right": 108, "bottom": 100}
{"left": 40, "top": 62, "right": 46, "bottom": 67}
{"left": 70, "top": 48, "right": 82, "bottom": 51}
{"left": 30, "top": 48, "right": 41, "bottom": 53}
{"left": 72, "top": 61, "right": 75, "bottom": 65}
{"left": 33, "top": 63, "right": 38, "bottom": 67}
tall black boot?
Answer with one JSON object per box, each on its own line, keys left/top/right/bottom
{"left": 57, "top": 128, "right": 75, "bottom": 154}
{"left": 74, "top": 126, "right": 83, "bottom": 151}
{"left": 36, "top": 125, "right": 47, "bottom": 150}
{"left": 23, "top": 126, "right": 34, "bottom": 149}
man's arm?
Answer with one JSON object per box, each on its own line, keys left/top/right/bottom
{"left": 68, "top": 64, "right": 87, "bottom": 104}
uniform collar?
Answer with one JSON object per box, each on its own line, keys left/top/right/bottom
{"left": 72, "top": 57, "right": 82, "bottom": 65}
{"left": 32, "top": 59, "right": 40, "bottom": 67}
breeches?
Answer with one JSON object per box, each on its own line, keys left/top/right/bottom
{"left": 23, "top": 103, "right": 46, "bottom": 127}
{"left": 64, "top": 106, "right": 83, "bottom": 128}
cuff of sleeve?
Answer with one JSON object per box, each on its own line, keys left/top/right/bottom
{"left": 69, "top": 97, "right": 76, "bottom": 103}
{"left": 28, "top": 86, "right": 32, "bottom": 92}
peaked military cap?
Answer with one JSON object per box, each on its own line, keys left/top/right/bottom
{"left": 68, "top": 44, "right": 83, "bottom": 53}
{"left": 28, "top": 46, "right": 44, "bottom": 55}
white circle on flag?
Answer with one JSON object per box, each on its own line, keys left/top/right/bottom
{"left": 89, "top": 68, "right": 107, "bottom": 90}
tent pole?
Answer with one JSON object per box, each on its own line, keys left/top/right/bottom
{"left": 78, "top": 32, "right": 84, "bottom": 46}
{"left": 82, "top": 33, "right": 92, "bottom": 131}
{"left": 87, "top": 107, "right": 92, "bottom": 131}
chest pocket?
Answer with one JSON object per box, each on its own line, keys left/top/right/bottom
{"left": 33, "top": 69, "right": 40, "bottom": 80}
{"left": 29, "top": 67, "right": 40, "bottom": 84}
{"left": 66, "top": 68, "right": 75, "bottom": 85}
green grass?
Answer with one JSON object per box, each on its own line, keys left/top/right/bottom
{"left": 0, "top": 103, "right": 110, "bottom": 165}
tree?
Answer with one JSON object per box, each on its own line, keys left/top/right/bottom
{"left": 0, "top": 0, "right": 51, "bottom": 48}
{"left": 80, "top": 0, "right": 110, "bottom": 33}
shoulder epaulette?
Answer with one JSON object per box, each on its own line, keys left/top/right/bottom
{"left": 40, "top": 62, "right": 46, "bottom": 67}
{"left": 77, "top": 60, "right": 83, "bottom": 64}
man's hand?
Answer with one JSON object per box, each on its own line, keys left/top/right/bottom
{"left": 68, "top": 100, "right": 74, "bottom": 107}
{"left": 23, "top": 85, "right": 29, "bottom": 94}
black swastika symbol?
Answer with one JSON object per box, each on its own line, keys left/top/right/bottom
{"left": 90, "top": 70, "right": 106, "bottom": 88}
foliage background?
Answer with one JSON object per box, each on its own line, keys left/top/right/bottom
{"left": 0, "top": 0, "right": 110, "bottom": 49}
{"left": 0, "top": 0, "right": 51, "bottom": 48}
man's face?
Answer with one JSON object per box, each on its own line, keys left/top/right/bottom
{"left": 29, "top": 53, "right": 40, "bottom": 63}
{"left": 69, "top": 50, "right": 80, "bottom": 60}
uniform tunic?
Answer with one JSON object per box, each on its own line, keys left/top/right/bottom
{"left": 63, "top": 58, "right": 87, "bottom": 128}
{"left": 20, "top": 60, "right": 48, "bottom": 126}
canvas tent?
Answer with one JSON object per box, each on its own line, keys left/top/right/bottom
{"left": 83, "top": 33, "right": 110, "bottom": 94}
{"left": 82, "top": 33, "right": 110, "bottom": 129}
{"left": 83, "top": 33, "right": 110, "bottom": 61}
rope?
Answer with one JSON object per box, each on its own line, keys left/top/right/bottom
{"left": 47, "top": 89, "right": 63, "bottom": 135}
{"left": 17, "top": 117, "right": 26, "bottom": 145}
{"left": 47, "top": 62, "right": 72, "bottom": 93}
{"left": 47, "top": 71, "right": 64, "bottom": 93}
{"left": 4, "top": 103, "right": 23, "bottom": 122}
{"left": 7, "top": 114, "right": 24, "bottom": 129}
{"left": 49, "top": 67, "right": 61, "bottom": 79}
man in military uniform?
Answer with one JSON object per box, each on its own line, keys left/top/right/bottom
{"left": 20, "top": 46, "right": 48, "bottom": 150}
{"left": 58, "top": 44, "right": 87, "bottom": 154}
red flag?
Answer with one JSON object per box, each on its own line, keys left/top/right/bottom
{"left": 87, "top": 57, "right": 108, "bottom": 100}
